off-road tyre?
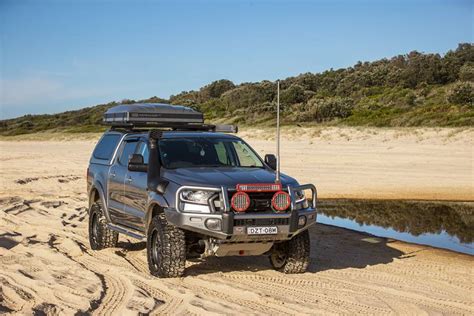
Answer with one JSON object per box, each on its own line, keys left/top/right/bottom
{"left": 147, "top": 213, "right": 186, "bottom": 278}
{"left": 88, "top": 201, "right": 119, "bottom": 250}
{"left": 270, "top": 229, "right": 310, "bottom": 274}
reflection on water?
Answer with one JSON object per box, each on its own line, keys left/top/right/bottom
{"left": 317, "top": 199, "right": 474, "bottom": 255}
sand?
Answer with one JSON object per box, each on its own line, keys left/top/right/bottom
{"left": 0, "top": 127, "right": 473, "bottom": 314}
{"left": 240, "top": 126, "right": 474, "bottom": 201}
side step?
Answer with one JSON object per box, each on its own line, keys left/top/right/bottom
{"left": 107, "top": 223, "right": 145, "bottom": 240}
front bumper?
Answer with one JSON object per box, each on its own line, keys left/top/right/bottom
{"left": 164, "top": 184, "right": 317, "bottom": 242}
{"left": 165, "top": 207, "right": 317, "bottom": 241}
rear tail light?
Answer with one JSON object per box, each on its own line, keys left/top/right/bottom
{"left": 231, "top": 191, "right": 250, "bottom": 212}
{"left": 271, "top": 191, "right": 290, "bottom": 212}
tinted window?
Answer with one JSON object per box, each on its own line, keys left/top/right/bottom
{"left": 159, "top": 138, "right": 263, "bottom": 169}
{"left": 119, "top": 141, "right": 138, "bottom": 165}
{"left": 93, "top": 134, "right": 121, "bottom": 160}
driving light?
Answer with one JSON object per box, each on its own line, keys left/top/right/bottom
{"left": 271, "top": 191, "right": 290, "bottom": 212}
{"left": 231, "top": 191, "right": 250, "bottom": 212}
{"left": 181, "top": 190, "right": 215, "bottom": 205}
{"left": 237, "top": 183, "right": 281, "bottom": 192}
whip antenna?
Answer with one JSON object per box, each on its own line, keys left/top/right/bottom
{"left": 276, "top": 80, "right": 281, "bottom": 184}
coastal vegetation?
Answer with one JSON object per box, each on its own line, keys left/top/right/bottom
{"left": 1, "top": 43, "right": 472, "bottom": 136}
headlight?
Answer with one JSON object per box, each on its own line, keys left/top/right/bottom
{"left": 180, "top": 190, "right": 216, "bottom": 205}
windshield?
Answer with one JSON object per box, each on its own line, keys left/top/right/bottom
{"left": 159, "top": 138, "right": 264, "bottom": 169}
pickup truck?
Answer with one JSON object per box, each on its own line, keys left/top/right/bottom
{"left": 87, "top": 103, "right": 317, "bottom": 277}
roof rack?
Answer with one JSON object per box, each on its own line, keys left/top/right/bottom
{"left": 110, "top": 123, "right": 238, "bottom": 133}
{"left": 104, "top": 103, "right": 237, "bottom": 133}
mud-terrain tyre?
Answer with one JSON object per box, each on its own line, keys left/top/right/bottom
{"left": 147, "top": 214, "right": 186, "bottom": 278}
{"left": 88, "top": 201, "right": 119, "bottom": 250}
{"left": 270, "top": 229, "right": 310, "bottom": 274}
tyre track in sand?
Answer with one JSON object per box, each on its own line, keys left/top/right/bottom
{"left": 1, "top": 182, "right": 474, "bottom": 315}
{"left": 62, "top": 241, "right": 140, "bottom": 315}
{"left": 46, "top": 235, "right": 110, "bottom": 315}
{"left": 1, "top": 194, "right": 149, "bottom": 314}
{"left": 0, "top": 274, "right": 37, "bottom": 313}
{"left": 221, "top": 272, "right": 474, "bottom": 314}
{"left": 1, "top": 136, "right": 474, "bottom": 314}
{"left": 323, "top": 266, "right": 474, "bottom": 304}
{"left": 130, "top": 278, "right": 182, "bottom": 315}
{"left": 176, "top": 276, "right": 294, "bottom": 315}
{"left": 195, "top": 275, "right": 312, "bottom": 315}
{"left": 218, "top": 273, "right": 389, "bottom": 314}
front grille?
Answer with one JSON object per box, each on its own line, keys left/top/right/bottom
{"left": 234, "top": 217, "right": 290, "bottom": 226}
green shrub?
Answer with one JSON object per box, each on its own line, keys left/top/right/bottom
{"left": 447, "top": 82, "right": 474, "bottom": 105}
{"left": 307, "top": 97, "right": 355, "bottom": 122}
{"left": 459, "top": 63, "right": 474, "bottom": 82}
{"left": 280, "top": 84, "right": 306, "bottom": 105}
{"left": 2, "top": 43, "right": 474, "bottom": 136}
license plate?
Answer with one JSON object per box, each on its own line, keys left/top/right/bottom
{"left": 247, "top": 226, "right": 278, "bottom": 235}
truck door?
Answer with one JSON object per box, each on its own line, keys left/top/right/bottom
{"left": 122, "top": 139, "right": 149, "bottom": 232}
{"left": 108, "top": 138, "right": 138, "bottom": 224}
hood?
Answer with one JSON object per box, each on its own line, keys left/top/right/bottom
{"left": 162, "top": 167, "right": 298, "bottom": 188}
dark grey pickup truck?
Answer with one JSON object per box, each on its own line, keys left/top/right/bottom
{"left": 87, "top": 103, "right": 317, "bottom": 277}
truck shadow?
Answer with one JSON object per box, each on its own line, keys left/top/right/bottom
{"left": 305, "top": 223, "right": 406, "bottom": 273}
{"left": 185, "top": 223, "right": 405, "bottom": 276}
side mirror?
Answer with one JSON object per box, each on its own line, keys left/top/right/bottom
{"left": 265, "top": 154, "right": 277, "bottom": 170}
{"left": 128, "top": 154, "right": 148, "bottom": 172}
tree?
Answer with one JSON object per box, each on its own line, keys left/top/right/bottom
{"left": 200, "top": 79, "right": 235, "bottom": 99}
{"left": 280, "top": 84, "right": 306, "bottom": 105}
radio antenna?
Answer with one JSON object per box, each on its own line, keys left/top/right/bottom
{"left": 275, "top": 80, "right": 281, "bottom": 184}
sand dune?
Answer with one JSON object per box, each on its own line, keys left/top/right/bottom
{"left": 0, "top": 127, "right": 473, "bottom": 314}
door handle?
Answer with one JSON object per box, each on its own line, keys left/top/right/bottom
{"left": 110, "top": 171, "right": 116, "bottom": 178}
{"left": 126, "top": 176, "right": 133, "bottom": 183}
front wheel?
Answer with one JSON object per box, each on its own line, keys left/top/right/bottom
{"left": 270, "top": 229, "right": 310, "bottom": 274}
{"left": 147, "top": 214, "right": 186, "bottom": 278}
{"left": 88, "top": 201, "right": 118, "bottom": 250}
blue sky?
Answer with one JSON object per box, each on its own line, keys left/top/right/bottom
{"left": 0, "top": 0, "right": 472, "bottom": 119}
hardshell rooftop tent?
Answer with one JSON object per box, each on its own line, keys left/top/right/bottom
{"left": 103, "top": 103, "right": 237, "bottom": 133}
{"left": 103, "top": 103, "right": 204, "bottom": 127}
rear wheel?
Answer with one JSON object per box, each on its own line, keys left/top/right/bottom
{"left": 147, "top": 213, "right": 186, "bottom": 278}
{"left": 88, "top": 201, "right": 118, "bottom": 250}
{"left": 270, "top": 230, "right": 310, "bottom": 274}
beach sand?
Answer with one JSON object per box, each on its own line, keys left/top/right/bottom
{"left": 0, "top": 127, "right": 473, "bottom": 314}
